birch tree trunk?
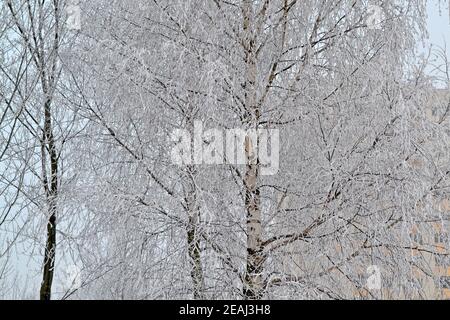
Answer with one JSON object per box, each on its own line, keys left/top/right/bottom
{"left": 40, "top": 98, "right": 59, "bottom": 300}
{"left": 241, "top": 0, "right": 263, "bottom": 300}
{"left": 186, "top": 166, "right": 205, "bottom": 299}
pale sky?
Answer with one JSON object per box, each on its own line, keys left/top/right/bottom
{"left": 422, "top": 1, "right": 450, "bottom": 58}
{"left": 426, "top": 0, "right": 450, "bottom": 50}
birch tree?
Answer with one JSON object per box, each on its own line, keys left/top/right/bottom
{"left": 0, "top": 0, "right": 448, "bottom": 300}
{"left": 65, "top": 0, "right": 447, "bottom": 299}
{"left": 2, "top": 0, "right": 80, "bottom": 300}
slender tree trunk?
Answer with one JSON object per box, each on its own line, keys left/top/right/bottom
{"left": 40, "top": 99, "right": 58, "bottom": 300}
{"left": 243, "top": 135, "right": 263, "bottom": 299}
{"left": 241, "top": 0, "right": 263, "bottom": 300}
{"left": 40, "top": 205, "right": 56, "bottom": 300}
{"left": 186, "top": 165, "right": 204, "bottom": 299}
{"left": 187, "top": 215, "right": 204, "bottom": 299}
